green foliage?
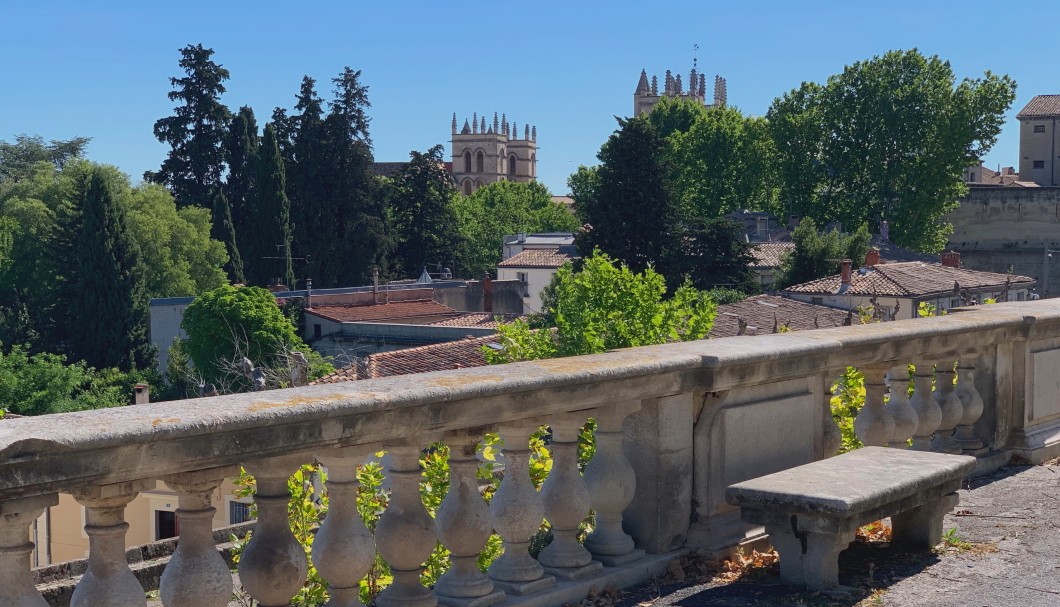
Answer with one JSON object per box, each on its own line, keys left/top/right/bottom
{"left": 243, "top": 123, "right": 295, "bottom": 288}
{"left": 668, "top": 217, "right": 758, "bottom": 292}
{"left": 68, "top": 168, "right": 155, "bottom": 371}
{"left": 486, "top": 251, "right": 717, "bottom": 363}
{"left": 0, "top": 134, "right": 90, "bottom": 183}
{"left": 386, "top": 145, "right": 461, "bottom": 278}
{"left": 180, "top": 285, "right": 330, "bottom": 387}
{"left": 224, "top": 105, "right": 260, "bottom": 281}
{"left": 0, "top": 343, "right": 154, "bottom": 415}
{"left": 704, "top": 288, "right": 749, "bottom": 305}
{"left": 453, "top": 181, "right": 579, "bottom": 278}
{"left": 151, "top": 44, "right": 232, "bottom": 208}
{"left": 775, "top": 217, "right": 871, "bottom": 289}
{"left": 768, "top": 49, "right": 1016, "bottom": 253}
{"left": 830, "top": 366, "right": 865, "bottom": 453}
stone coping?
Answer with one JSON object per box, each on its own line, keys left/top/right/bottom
{"left": 1, "top": 300, "right": 1058, "bottom": 501}
{"left": 726, "top": 447, "right": 976, "bottom": 516}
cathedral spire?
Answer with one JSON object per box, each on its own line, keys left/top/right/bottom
{"left": 524, "top": 124, "right": 530, "bottom": 140}
{"left": 461, "top": 119, "right": 471, "bottom": 134}
{"left": 531, "top": 125, "right": 536, "bottom": 141}
{"left": 451, "top": 113, "right": 457, "bottom": 133}
{"left": 481, "top": 116, "right": 486, "bottom": 133}
{"left": 635, "top": 69, "right": 650, "bottom": 94}
{"left": 512, "top": 122, "right": 517, "bottom": 140}
{"left": 493, "top": 112, "right": 499, "bottom": 133}
{"left": 472, "top": 112, "right": 478, "bottom": 134}
{"left": 664, "top": 70, "right": 672, "bottom": 95}
{"left": 651, "top": 75, "right": 658, "bottom": 96}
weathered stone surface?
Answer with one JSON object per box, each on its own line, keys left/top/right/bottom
{"left": 726, "top": 447, "right": 974, "bottom": 517}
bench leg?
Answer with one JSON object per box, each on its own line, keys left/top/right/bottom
{"left": 766, "top": 521, "right": 854, "bottom": 590}
{"left": 892, "top": 492, "right": 959, "bottom": 549}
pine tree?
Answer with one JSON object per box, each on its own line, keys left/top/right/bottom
{"left": 68, "top": 169, "right": 155, "bottom": 371}
{"left": 224, "top": 106, "right": 260, "bottom": 250}
{"left": 245, "top": 123, "right": 295, "bottom": 288}
{"left": 212, "top": 190, "right": 244, "bottom": 284}
{"left": 152, "top": 44, "right": 232, "bottom": 208}
{"left": 388, "top": 145, "right": 460, "bottom": 277}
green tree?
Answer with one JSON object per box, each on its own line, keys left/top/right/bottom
{"left": 387, "top": 144, "right": 459, "bottom": 277}
{"left": 485, "top": 250, "right": 717, "bottom": 363}
{"left": 68, "top": 168, "right": 155, "bottom": 371}
{"left": 775, "top": 218, "right": 872, "bottom": 289}
{"left": 768, "top": 49, "right": 1016, "bottom": 252}
{"left": 668, "top": 217, "right": 758, "bottom": 292}
{"left": 212, "top": 189, "right": 244, "bottom": 283}
{"left": 180, "top": 285, "right": 330, "bottom": 388}
{"left": 151, "top": 44, "right": 232, "bottom": 208}
{"left": 244, "top": 123, "right": 295, "bottom": 288}
{"left": 453, "top": 181, "right": 579, "bottom": 277}
{"left": 574, "top": 115, "right": 674, "bottom": 274}
{"left": 0, "top": 134, "right": 91, "bottom": 183}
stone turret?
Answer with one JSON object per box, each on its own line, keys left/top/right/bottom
{"left": 451, "top": 112, "right": 538, "bottom": 195}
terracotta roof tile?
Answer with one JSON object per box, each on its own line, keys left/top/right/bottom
{"left": 427, "top": 313, "right": 523, "bottom": 328}
{"left": 710, "top": 295, "right": 850, "bottom": 338}
{"left": 781, "top": 262, "right": 1034, "bottom": 297}
{"left": 311, "top": 336, "right": 498, "bottom": 383}
{"left": 750, "top": 242, "right": 795, "bottom": 268}
{"left": 498, "top": 246, "right": 578, "bottom": 269}
{"left": 306, "top": 299, "right": 457, "bottom": 323}
{"left": 1017, "top": 95, "right": 1060, "bottom": 119}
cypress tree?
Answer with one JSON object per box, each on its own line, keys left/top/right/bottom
{"left": 388, "top": 145, "right": 459, "bottom": 277}
{"left": 285, "top": 77, "right": 328, "bottom": 283}
{"left": 245, "top": 123, "right": 295, "bottom": 289}
{"left": 212, "top": 190, "right": 244, "bottom": 284}
{"left": 68, "top": 169, "right": 155, "bottom": 371}
{"left": 224, "top": 106, "right": 260, "bottom": 249}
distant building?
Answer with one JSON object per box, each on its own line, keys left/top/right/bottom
{"left": 497, "top": 245, "right": 579, "bottom": 313}
{"left": 709, "top": 295, "right": 850, "bottom": 337}
{"left": 633, "top": 65, "right": 726, "bottom": 116}
{"left": 501, "top": 232, "right": 575, "bottom": 260}
{"left": 1017, "top": 95, "right": 1060, "bottom": 186}
{"left": 964, "top": 162, "right": 1019, "bottom": 185}
{"left": 451, "top": 112, "right": 537, "bottom": 195}
{"left": 750, "top": 242, "right": 795, "bottom": 289}
{"left": 782, "top": 254, "right": 1035, "bottom": 320}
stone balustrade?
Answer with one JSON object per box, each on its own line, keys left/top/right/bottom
{"left": 5, "top": 300, "right": 1060, "bottom": 606}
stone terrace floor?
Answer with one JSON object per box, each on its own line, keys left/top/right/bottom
{"left": 607, "top": 460, "right": 1060, "bottom": 607}
{"left": 148, "top": 460, "right": 1059, "bottom": 607}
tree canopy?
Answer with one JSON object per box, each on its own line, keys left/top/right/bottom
{"left": 453, "top": 180, "right": 579, "bottom": 278}
{"left": 485, "top": 250, "right": 717, "bottom": 363}
{"left": 775, "top": 218, "right": 872, "bottom": 289}
{"left": 0, "top": 134, "right": 91, "bottom": 183}
{"left": 386, "top": 144, "right": 459, "bottom": 278}
{"left": 767, "top": 49, "right": 1016, "bottom": 252}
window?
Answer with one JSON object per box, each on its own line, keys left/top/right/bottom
{"left": 508, "top": 154, "right": 517, "bottom": 177}
{"left": 475, "top": 151, "right": 484, "bottom": 173}
{"left": 156, "top": 510, "right": 177, "bottom": 540}
{"left": 463, "top": 150, "right": 472, "bottom": 172}
{"left": 1034, "top": 124, "right": 1046, "bottom": 133}
{"left": 950, "top": 298, "right": 960, "bottom": 307}
{"left": 230, "top": 500, "right": 254, "bottom": 524}
{"left": 463, "top": 180, "right": 472, "bottom": 195}
{"left": 1034, "top": 160, "right": 1046, "bottom": 169}
{"left": 313, "top": 323, "right": 322, "bottom": 339}
{"left": 516, "top": 272, "right": 529, "bottom": 297}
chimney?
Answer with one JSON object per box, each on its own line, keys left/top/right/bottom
{"left": 841, "top": 259, "right": 852, "bottom": 285}
{"left": 483, "top": 274, "right": 493, "bottom": 313}
{"left": 879, "top": 220, "right": 890, "bottom": 242}
{"left": 133, "top": 383, "right": 150, "bottom": 405}
{"left": 865, "top": 248, "right": 881, "bottom": 267}
{"left": 788, "top": 214, "right": 800, "bottom": 230}
{"left": 941, "top": 251, "right": 961, "bottom": 268}
{"left": 305, "top": 278, "right": 313, "bottom": 308}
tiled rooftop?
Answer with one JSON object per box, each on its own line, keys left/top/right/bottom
{"left": 427, "top": 313, "right": 523, "bottom": 328}
{"left": 750, "top": 242, "right": 795, "bottom": 268}
{"left": 709, "top": 295, "right": 850, "bottom": 337}
{"left": 497, "top": 246, "right": 578, "bottom": 269}
{"left": 311, "top": 335, "right": 498, "bottom": 383}
{"left": 1017, "top": 95, "right": 1060, "bottom": 119}
{"left": 782, "top": 262, "right": 1034, "bottom": 297}
{"left": 305, "top": 299, "right": 457, "bottom": 323}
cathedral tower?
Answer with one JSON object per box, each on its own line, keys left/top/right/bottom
{"left": 451, "top": 112, "right": 537, "bottom": 195}
{"left": 633, "top": 66, "right": 727, "bottom": 116}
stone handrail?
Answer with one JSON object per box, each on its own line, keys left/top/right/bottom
{"left": 3, "top": 300, "right": 1060, "bottom": 606}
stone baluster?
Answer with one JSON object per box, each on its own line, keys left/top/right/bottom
{"left": 313, "top": 447, "right": 377, "bottom": 607}
{"left": 159, "top": 469, "right": 237, "bottom": 607}
{"left": 435, "top": 431, "right": 505, "bottom": 607}
{"left": 238, "top": 455, "right": 309, "bottom": 607}
{"left": 71, "top": 480, "right": 153, "bottom": 607}
{"left": 539, "top": 414, "right": 601, "bottom": 579}
{"left": 908, "top": 361, "right": 942, "bottom": 451}
{"left": 954, "top": 357, "right": 987, "bottom": 453}
{"left": 584, "top": 401, "right": 645, "bottom": 566}
{"left": 487, "top": 422, "right": 554, "bottom": 595}
{"left": 0, "top": 494, "right": 58, "bottom": 607}
{"left": 885, "top": 364, "right": 918, "bottom": 448}
{"left": 854, "top": 366, "right": 894, "bottom": 447}
{"left": 376, "top": 438, "right": 438, "bottom": 607}
{"left": 931, "top": 360, "right": 964, "bottom": 454}
{"left": 821, "top": 373, "right": 842, "bottom": 457}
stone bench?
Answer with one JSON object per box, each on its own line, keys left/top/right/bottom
{"left": 725, "top": 447, "right": 976, "bottom": 589}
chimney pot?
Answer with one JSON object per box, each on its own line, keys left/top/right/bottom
{"left": 841, "top": 259, "right": 852, "bottom": 285}
{"left": 133, "top": 383, "right": 150, "bottom": 405}
{"left": 865, "top": 248, "right": 881, "bottom": 266}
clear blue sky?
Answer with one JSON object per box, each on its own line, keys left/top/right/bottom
{"left": 2, "top": 1, "right": 1056, "bottom": 194}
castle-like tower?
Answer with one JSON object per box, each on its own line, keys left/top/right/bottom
{"left": 451, "top": 112, "right": 537, "bottom": 195}
{"left": 633, "top": 67, "right": 727, "bottom": 116}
